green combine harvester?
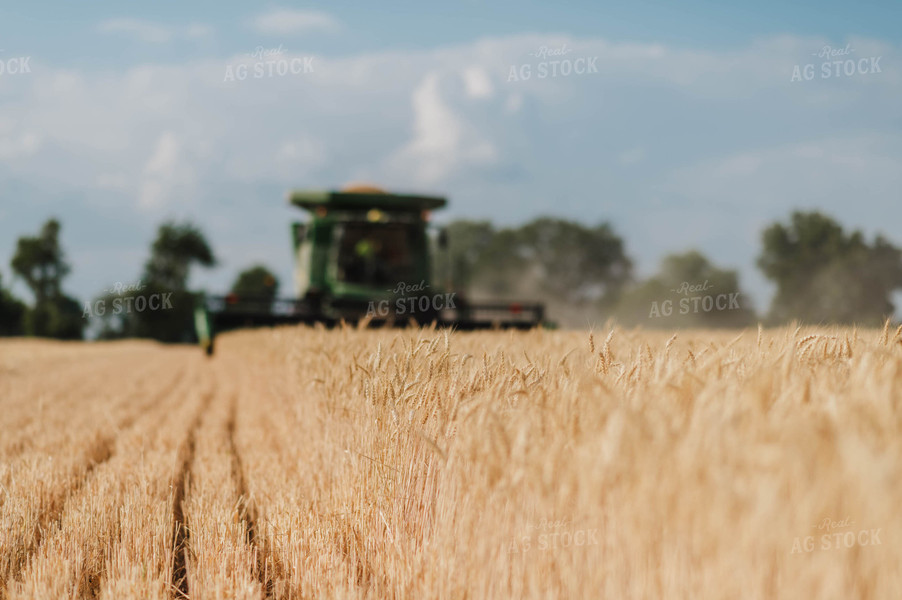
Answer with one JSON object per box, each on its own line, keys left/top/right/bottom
{"left": 194, "top": 185, "right": 547, "bottom": 354}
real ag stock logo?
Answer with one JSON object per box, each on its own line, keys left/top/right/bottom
{"left": 0, "top": 49, "right": 32, "bottom": 77}
{"left": 791, "top": 517, "right": 882, "bottom": 554}
{"left": 82, "top": 280, "right": 174, "bottom": 318}
{"left": 223, "top": 44, "right": 314, "bottom": 82}
{"left": 506, "top": 516, "right": 600, "bottom": 554}
{"left": 366, "top": 280, "right": 456, "bottom": 318}
{"left": 507, "top": 43, "right": 599, "bottom": 82}
{"left": 790, "top": 43, "right": 882, "bottom": 82}
{"left": 648, "top": 280, "right": 741, "bottom": 319}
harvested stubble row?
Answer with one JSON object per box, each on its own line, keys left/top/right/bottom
{"left": 181, "top": 359, "right": 263, "bottom": 599}
{"left": 0, "top": 342, "right": 171, "bottom": 458}
{"left": 1, "top": 325, "right": 902, "bottom": 599}
{"left": 3, "top": 346, "right": 208, "bottom": 599}
{"left": 0, "top": 344, "right": 188, "bottom": 593}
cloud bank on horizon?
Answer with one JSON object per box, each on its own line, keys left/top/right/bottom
{"left": 1, "top": 5, "right": 899, "bottom": 315}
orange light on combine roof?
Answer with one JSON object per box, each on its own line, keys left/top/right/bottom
{"left": 421, "top": 210, "right": 431, "bottom": 222}
{"left": 342, "top": 183, "right": 387, "bottom": 194}
{"left": 315, "top": 206, "right": 328, "bottom": 217}
{"left": 226, "top": 293, "right": 239, "bottom": 305}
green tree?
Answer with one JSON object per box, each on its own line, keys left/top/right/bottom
{"left": 437, "top": 218, "right": 632, "bottom": 326}
{"left": 230, "top": 265, "right": 279, "bottom": 301}
{"left": 438, "top": 220, "right": 495, "bottom": 291}
{"left": 508, "top": 218, "right": 632, "bottom": 306}
{"left": 143, "top": 221, "right": 216, "bottom": 291}
{"left": 758, "top": 211, "right": 902, "bottom": 325}
{"left": 615, "top": 250, "right": 756, "bottom": 328}
{"left": 10, "top": 219, "right": 84, "bottom": 339}
{"left": 0, "top": 272, "right": 27, "bottom": 336}
{"left": 138, "top": 221, "right": 216, "bottom": 342}
{"left": 96, "top": 221, "right": 216, "bottom": 342}
{"left": 442, "top": 218, "right": 632, "bottom": 304}
{"left": 26, "top": 296, "right": 84, "bottom": 340}
{"left": 11, "top": 219, "right": 68, "bottom": 305}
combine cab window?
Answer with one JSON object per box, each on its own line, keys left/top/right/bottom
{"left": 335, "top": 222, "right": 417, "bottom": 287}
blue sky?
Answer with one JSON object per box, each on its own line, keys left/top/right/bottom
{"left": 3, "top": 0, "right": 900, "bottom": 56}
{"left": 1, "top": 1, "right": 900, "bottom": 320}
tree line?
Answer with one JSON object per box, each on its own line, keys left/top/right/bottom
{"left": 1, "top": 209, "right": 900, "bottom": 339}
{"left": 441, "top": 212, "right": 901, "bottom": 328}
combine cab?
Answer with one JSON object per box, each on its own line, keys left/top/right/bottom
{"left": 195, "top": 185, "right": 547, "bottom": 354}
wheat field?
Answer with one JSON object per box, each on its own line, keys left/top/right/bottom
{"left": 1, "top": 324, "right": 901, "bottom": 599}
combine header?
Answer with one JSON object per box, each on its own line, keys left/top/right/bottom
{"left": 194, "top": 185, "right": 547, "bottom": 354}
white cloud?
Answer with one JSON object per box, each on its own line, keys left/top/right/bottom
{"left": 221, "top": 136, "right": 327, "bottom": 183}
{"left": 145, "top": 131, "right": 180, "bottom": 176}
{"left": 4, "top": 33, "right": 900, "bottom": 203}
{"left": 95, "top": 173, "right": 130, "bottom": 191}
{"left": 97, "top": 18, "right": 213, "bottom": 44}
{"left": 139, "top": 131, "right": 196, "bottom": 210}
{"left": 664, "top": 135, "right": 902, "bottom": 216}
{"left": 1, "top": 32, "right": 900, "bottom": 307}
{"left": 98, "top": 18, "right": 171, "bottom": 43}
{"left": 619, "top": 147, "right": 645, "bottom": 165}
{"left": 252, "top": 8, "right": 340, "bottom": 35}
{"left": 386, "top": 73, "right": 498, "bottom": 186}
{"left": 0, "top": 132, "right": 42, "bottom": 160}
{"left": 462, "top": 66, "right": 494, "bottom": 99}
{"left": 504, "top": 93, "right": 523, "bottom": 113}
{"left": 185, "top": 24, "right": 214, "bottom": 39}
{"left": 278, "top": 138, "right": 326, "bottom": 169}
